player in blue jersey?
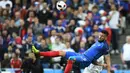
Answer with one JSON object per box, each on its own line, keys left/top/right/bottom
{"left": 32, "top": 30, "right": 111, "bottom": 73}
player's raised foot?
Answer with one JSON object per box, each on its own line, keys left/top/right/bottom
{"left": 32, "top": 45, "right": 39, "bottom": 53}
{"left": 69, "top": 56, "right": 76, "bottom": 61}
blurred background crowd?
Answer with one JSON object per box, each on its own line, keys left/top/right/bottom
{"left": 0, "top": 0, "right": 130, "bottom": 73}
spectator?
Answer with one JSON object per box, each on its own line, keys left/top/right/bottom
{"left": 50, "top": 29, "right": 57, "bottom": 44}
{"left": 52, "top": 11, "right": 58, "bottom": 24}
{"left": 64, "top": 0, "right": 72, "bottom": 6}
{"left": 15, "top": 11, "right": 21, "bottom": 27}
{"left": 13, "top": 4, "right": 21, "bottom": 15}
{"left": 96, "top": 0, "right": 106, "bottom": 10}
{"left": 67, "top": 19, "right": 77, "bottom": 33}
{"left": 92, "top": 5, "right": 101, "bottom": 25}
{"left": 22, "top": 36, "right": 33, "bottom": 54}
{"left": 35, "top": 35, "right": 42, "bottom": 49}
{"left": 62, "top": 32, "right": 72, "bottom": 43}
{"left": 1, "top": 53, "right": 10, "bottom": 68}
{"left": 38, "top": 2, "right": 52, "bottom": 24}
{"left": 19, "top": 19, "right": 26, "bottom": 38}
{"left": 86, "top": 36, "right": 95, "bottom": 48}
{"left": 21, "top": 53, "right": 43, "bottom": 73}
{"left": 72, "top": 0, "right": 80, "bottom": 9}
{"left": 26, "top": 11, "right": 36, "bottom": 26}
{"left": 10, "top": 53, "right": 22, "bottom": 73}
{"left": 83, "top": 3, "right": 90, "bottom": 13}
{"left": 14, "top": 0, "right": 21, "bottom": 7}
{"left": 51, "top": 36, "right": 66, "bottom": 51}
{"left": 4, "top": 19, "right": 10, "bottom": 29}
{"left": 64, "top": 42, "right": 75, "bottom": 52}
{"left": 43, "top": 19, "right": 55, "bottom": 38}
{"left": 120, "top": 36, "right": 130, "bottom": 69}
{"left": 108, "top": 4, "right": 120, "bottom": 54}
{"left": 99, "top": 16, "right": 109, "bottom": 30}
{"left": 55, "top": 19, "right": 66, "bottom": 33}
{"left": 23, "top": 28, "right": 36, "bottom": 43}
{"left": 93, "top": 24, "right": 102, "bottom": 33}
{"left": 38, "top": 0, "right": 44, "bottom": 11}
{"left": 2, "top": 30, "right": 9, "bottom": 51}
{"left": 119, "top": 0, "right": 129, "bottom": 17}
{"left": 9, "top": 32, "right": 22, "bottom": 49}
{"left": 1, "top": 9, "right": 10, "bottom": 21}
{"left": 86, "top": 12, "right": 93, "bottom": 26}
{"left": 105, "top": 0, "right": 115, "bottom": 12}
{"left": 28, "top": 4, "right": 37, "bottom": 11}
{"left": 33, "top": 1, "right": 40, "bottom": 12}
{"left": 7, "top": 46, "right": 13, "bottom": 58}
{"left": 39, "top": 39, "right": 50, "bottom": 68}
{"left": 79, "top": 41, "right": 86, "bottom": 54}
{"left": 32, "top": 17, "right": 43, "bottom": 36}
{"left": 84, "top": 19, "right": 93, "bottom": 38}
{"left": 77, "top": 6, "right": 87, "bottom": 20}
{"left": 8, "top": 19, "right": 19, "bottom": 35}
{"left": 15, "top": 48, "right": 21, "bottom": 58}
{"left": 45, "top": 38, "right": 52, "bottom": 50}
{"left": 73, "top": 10, "right": 80, "bottom": 20}
{"left": 83, "top": 0, "right": 95, "bottom": 11}
{"left": 58, "top": 12, "right": 68, "bottom": 27}
{"left": 21, "top": 53, "right": 30, "bottom": 73}
{"left": 66, "top": 7, "right": 73, "bottom": 20}
{"left": 20, "top": 4, "right": 27, "bottom": 19}
{"left": 92, "top": 31, "right": 99, "bottom": 41}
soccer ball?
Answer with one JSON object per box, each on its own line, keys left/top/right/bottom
{"left": 56, "top": 1, "right": 67, "bottom": 11}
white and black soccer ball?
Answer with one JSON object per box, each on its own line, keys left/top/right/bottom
{"left": 56, "top": 1, "right": 67, "bottom": 11}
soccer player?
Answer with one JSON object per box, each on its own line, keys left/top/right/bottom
{"left": 32, "top": 30, "right": 111, "bottom": 73}
{"left": 83, "top": 56, "right": 106, "bottom": 73}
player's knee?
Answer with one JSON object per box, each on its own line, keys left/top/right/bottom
{"left": 68, "top": 56, "right": 76, "bottom": 61}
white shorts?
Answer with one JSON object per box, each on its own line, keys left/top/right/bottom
{"left": 83, "top": 67, "right": 101, "bottom": 73}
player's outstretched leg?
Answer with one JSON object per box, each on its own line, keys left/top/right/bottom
{"left": 32, "top": 45, "right": 66, "bottom": 57}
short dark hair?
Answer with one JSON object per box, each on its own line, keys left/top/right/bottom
{"left": 101, "top": 30, "right": 109, "bottom": 36}
{"left": 56, "top": 36, "right": 62, "bottom": 40}
{"left": 92, "top": 5, "right": 98, "bottom": 9}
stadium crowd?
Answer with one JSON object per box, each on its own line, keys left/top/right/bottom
{"left": 0, "top": 0, "right": 129, "bottom": 73}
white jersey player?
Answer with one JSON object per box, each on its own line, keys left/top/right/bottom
{"left": 83, "top": 56, "right": 105, "bottom": 73}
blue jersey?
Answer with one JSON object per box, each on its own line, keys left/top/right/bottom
{"left": 83, "top": 41, "right": 109, "bottom": 62}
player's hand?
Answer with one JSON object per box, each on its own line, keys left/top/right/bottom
{"left": 102, "top": 64, "right": 107, "bottom": 68}
{"left": 122, "top": 60, "right": 126, "bottom": 64}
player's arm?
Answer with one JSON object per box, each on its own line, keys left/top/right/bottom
{"left": 104, "top": 54, "right": 111, "bottom": 73}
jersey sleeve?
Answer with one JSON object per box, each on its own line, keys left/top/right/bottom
{"left": 103, "top": 45, "right": 111, "bottom": 55}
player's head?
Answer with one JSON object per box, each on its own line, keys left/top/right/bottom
{"left": 98, "top": 30, "right": 109, "bottom": 42}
